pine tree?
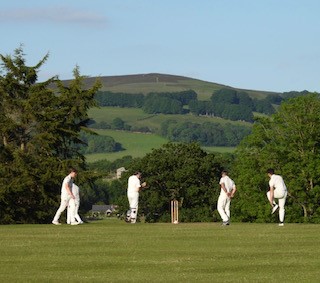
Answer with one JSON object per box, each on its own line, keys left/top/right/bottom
{"left": 0, "top": 46, "right": 101, "bottom": 223}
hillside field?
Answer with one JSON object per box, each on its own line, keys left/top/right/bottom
{"left": 85, "top": 129, "right": 168, "bottom": 162}
{"left": 85, "top": 129, "right": 235, "bottom": 163}
{"left": 86, "top": 107, "right": 239, "bottom": 162}
{"left": 88, "top": 106, "right": 250, "bottom": 132}
{"left": 1, "top": 219, "right": 320, "bottom": 282}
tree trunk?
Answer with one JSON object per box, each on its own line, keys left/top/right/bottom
{"left": 3, "top": 136, "right": 7, "bottom": 146}
{"left": 302, "top": 203, "right": 308, "bottom": 220}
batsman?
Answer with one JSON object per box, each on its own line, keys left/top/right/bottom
{"left": 127, "top": 171, "right": 147, "bottom": 223}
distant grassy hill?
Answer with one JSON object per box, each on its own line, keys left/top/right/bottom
{"left": 67, "top": 73, "right": 280, "bottom": 101}
{"left": 71, "top": 73, "right": 279, "bottom": 162}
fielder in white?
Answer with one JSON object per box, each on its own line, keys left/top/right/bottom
{"left": 267, "top": 168, "right": 288, "bottom": 226}
{"left": 52, "top": 168, "right": 79, "bottom": 225}
{"left": 67, "top": 184, "right": 83, "bottom": 224}
{"left": 217, "top": 170, "right": 237, "bottom": 226}
{"left": 127, "top": 171, "right": 146, "bottom": 224}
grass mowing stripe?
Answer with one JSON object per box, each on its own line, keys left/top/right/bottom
{"left": 1, "top": 220, "right": 320, "bottom": 282}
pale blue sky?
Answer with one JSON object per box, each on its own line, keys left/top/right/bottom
{"left": 1, "top": 0, "right": 319, "bottom": 93}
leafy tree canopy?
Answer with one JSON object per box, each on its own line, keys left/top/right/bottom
{"left": 120, "top": 142, "right": 224, "bottom": 222}
{"left": 233, "top": 94, "right": 320, "bottom": 223}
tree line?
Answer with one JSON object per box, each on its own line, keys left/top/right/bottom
{"left": 160, "top": 120, "right": 251, "bottom": 146}
{"left": 89, "top": 116, "right": 251, "bottom": 147}
{"left": 78, "top": 132, "right": 123, "bottom": 154}
{"left": 95, "top": 87, "right": 311, "bottom": 122}
{"left": 93, "top": 88, "right": 313, "bottom": 148}
{"left": 95, "top": 88, "right": 275, "bottom": 122}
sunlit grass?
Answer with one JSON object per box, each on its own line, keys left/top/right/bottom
{"left": 1, "top": 220, "right": 320, "bottom": 282}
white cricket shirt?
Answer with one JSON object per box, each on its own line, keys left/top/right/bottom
{"left": 127, "top": 175, "right": 141, "bottom": 193}
{"left": 61, "top": 174, "right": 74, "bottom": 198}
{"left": 269, "top": 174, "right": 287, "bottom": 193}
{"left": 219, "top": 175, "right": 235, "bottom": 193}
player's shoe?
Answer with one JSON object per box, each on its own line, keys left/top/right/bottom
{"left": 52, "top": 221, "right": 61, "bottom": 225}
{"left": 222, "top": 221, "right": 229, "bottom": 226}
{"left": 70, "top": 222, "right": 79, "bottom": 225}
{"left": 125, "top": 209, "right": 131, "bottom": 223}
{"left": 279, "top": 222, "right": 284, "bottom": 226}
{"left": 272, "top": 204, "right": 279, "bottom": 214}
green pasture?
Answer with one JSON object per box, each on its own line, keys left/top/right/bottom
{"left": 1, "top": 219, "right": 320, "bottom": 282}
{"left": 85, "top": 129, "right": 235, "bottom": 163}
{"left": 85, "top": 129, "right": 168, "bottom": 162}
{"left": 86, "top": 107, "right": 242, "bottom": 162}
{"left": 88, "top": 107, "right": 151, "bottom": 125}
{"left": 88, "top": 107, "right": 251, "bottom": 132}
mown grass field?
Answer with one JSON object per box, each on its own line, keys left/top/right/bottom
{"left": 1, "top": 219, "right": 320, "bottom": 282}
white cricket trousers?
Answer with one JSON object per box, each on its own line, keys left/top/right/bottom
{"left": 217, "top": 192, "right": 231, "bottom": 222}
{"left": 67, "top": 199, "right": 82, "bottom": 224}
{"left": 127, "top": 191, "right": 139, "bottom": 223}
{"left": 267, "top": 190, "right": 287, "bottom": 222}
{"left": 53, "top": 196, "right": 76, "bottom": 223}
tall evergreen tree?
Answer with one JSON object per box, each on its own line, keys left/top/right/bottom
{"left": 0, "top": 47, "right": 101, "bottom": 223}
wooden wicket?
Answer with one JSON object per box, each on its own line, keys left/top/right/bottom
{"left": 171, "top": 200, "right": 179, "bottom": 224}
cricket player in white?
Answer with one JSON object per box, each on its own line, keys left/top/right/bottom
{"left": 217, "top": 170, "right": 237, "bottom": 225}
{"left": 52, "top": 168, "right": 79, "bottom": 225}
{"left": 127, "top": 171, "right": 146, "bottom": 223}
{"left": 67, "top": 184, "right": 83, "bottom": 224}
{"left": 267, "top": 168, "right": 288, "bottom": 226}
